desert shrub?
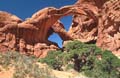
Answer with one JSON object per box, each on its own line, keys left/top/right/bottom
{"left": 84, "top": 50, "right": 120, "bottom": 78}
{"left": 39, "top": 51, "right": 63, "bottom": 70}
{"left": 0, "top": 51, "right": 55, "bottom": 78}
{"left": 40, "top": 40, "right": 120, "bottom": 78}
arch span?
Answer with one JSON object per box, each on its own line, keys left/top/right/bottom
{"left": 0, "top": 5, "right": 96, "bottom": 57}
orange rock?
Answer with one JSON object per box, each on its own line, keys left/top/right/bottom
{"left": 68, "top": 0, "right": 99, "bottom": 43}
{"left": 0, "top": 6, "right": 87, "bottom": 57}
{"left": 97, "top": 0, "right": 120, "bottom": 56}
{"left": 68, "top": 0, "right": 120, "bottom": 56}
{"left": 0, "top": 0, "right": 119, "bottom": 57}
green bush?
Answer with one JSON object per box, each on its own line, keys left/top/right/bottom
{"left": 84, "top": 50, "right": 120, "bottom": 78}
{"left": 40, "top": 40, "right": 120, "bottom": 78}
{"left": 39, "top": 50, "right": 63, "bottom": 70}
{"left": 0, "top": 52, "right": 55, "bottom": 78}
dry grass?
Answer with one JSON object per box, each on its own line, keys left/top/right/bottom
{"left": 0, "top": 52, "right": 55, "bottom": 78}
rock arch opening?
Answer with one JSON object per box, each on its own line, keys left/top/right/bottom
{"left": 48, "top": 15, "right": 73, "bottom": 48}
{"left": 60, "top": 15, "right": 73, "bottom": 31}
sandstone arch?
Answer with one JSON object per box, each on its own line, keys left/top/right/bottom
{"left": 68, "top": 0, "right": 120, "bottom": 56}
{"left": 0, "top": 5, "right": 93, "bottom": 57}
{"left": 0, "top": 0, "right": 119, "bottom": 57}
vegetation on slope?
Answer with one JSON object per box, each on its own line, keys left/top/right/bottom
{"left": 0, "top": 52, "right": 55, "bottom": 78}
{"left": 40, "top": 40, "right": 120, "bottom": 78}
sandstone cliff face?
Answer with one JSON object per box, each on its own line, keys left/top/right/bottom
{"left": 0, "top": 0, "right": 119, "bottom": 57}
{"left": 0, "top": 6, "right": 87, "bottom": 57}
{"left": 0, "top": 11, "right": 22, "bottom": 53}
{"left": 68, "top": 0, "right": 120, "bottom": 56}
{"left": 68, "top": 0, "right": 99, "bottom": 43}
{"left": 68, "top": 0, "right": 110, "bottom": 43}
{"left": 0, "top": 11, "right": 58, "bottom": 58}
{"left": 97, "top": 0, "right": 120, "bottom": 56}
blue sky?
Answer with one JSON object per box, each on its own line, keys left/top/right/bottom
{"left": 0, "top": 0, "right": 77, "bottom": 47}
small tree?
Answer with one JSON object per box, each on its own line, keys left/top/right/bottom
{"left": 40, "top": 40, "right": 120, "bottom": 78}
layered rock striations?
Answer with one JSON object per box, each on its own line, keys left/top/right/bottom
{"left": 0, "top": 11, "right": 22, "bottom": 52}
{"left": 68, "top": 0, "right": 120, "bottom": 56}
{"left": 68, "top": 0, "right": 99, "bottom": 43}
{"left": 0, "top": 6, "right": 88, "bottom": 57}
{"left": 97, "top": 0, "right": 120, "bottom": 56}
{"left": 0, "top": 0, "right": 119, "bottom": 57}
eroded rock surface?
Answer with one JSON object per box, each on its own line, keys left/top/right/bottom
{"left": 68, "top": 0, "right": 99, "bottom": 43}
{"left": 97, "top": 0, "right": 120, "bottom": 56}
{"left": 0, "top": 6, "right": 87, "bottom": 57}
{"left": 0, "top": 11, "right": 22, "bottom": 53}
{"left": 68, "top": 0, "right": 120, "bottom": 56}
{"left": 0, "top": 0, "right": 119, "bottom": 57}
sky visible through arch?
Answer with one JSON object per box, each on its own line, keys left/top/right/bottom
{"left": 0, "top": 0, "right": 77, "bottom": 47}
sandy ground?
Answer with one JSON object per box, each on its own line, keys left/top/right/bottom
{"left": 0, "top": 66, "right": 14, "bottom": 78}
{"left": 0, "top": 63, "right": 87, "bottom": 78}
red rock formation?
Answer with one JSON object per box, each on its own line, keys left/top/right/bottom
{"left": 68, "top": 0, "right": 111, "bottom": 43}
{"left": 0, "top": 11, "right": 22, "bottom": 53}
{"left": 97, "top": 0, "right": 120, "bottom": 56}
{"left": 18, "top": 6, "right": 87, "bottom": 57}
{"left": 0, "top": 6, "right": 88, "bottom": 57}
{"left": 68, "top": 0, "right": 120, "bottom": 56}
{"left": 68, "top": 0, "right": 99, "bottom": 43}
{"left": 0, "top": 0, "right": 119, "bottom": 57}
{"left": 52, "top": 21, "right": 74, "bottom": 41}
